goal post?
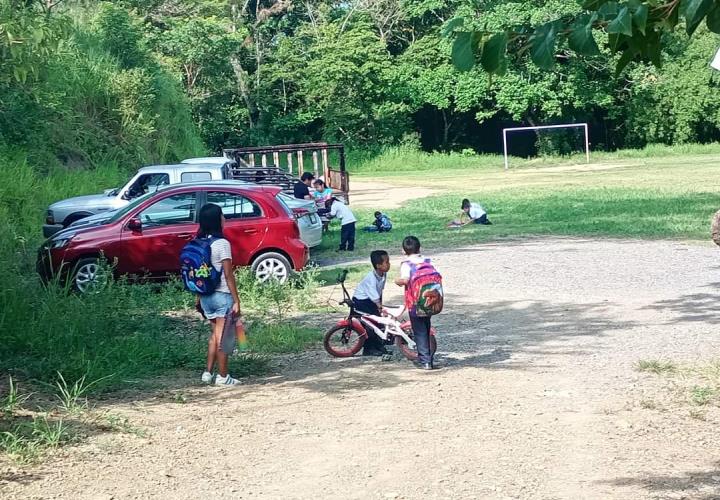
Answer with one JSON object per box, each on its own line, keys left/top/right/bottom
{"left": 502, "top": 123, "right": 590, "bottom": 170}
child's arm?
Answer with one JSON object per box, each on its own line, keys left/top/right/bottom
{"left": 222, "top": 258, "right": 242, "bottom": 316}
{"left": 396, "top": 260, "right": 410, "bottom": 286}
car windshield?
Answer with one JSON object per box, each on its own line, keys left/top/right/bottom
{"left": 107, "top": 191, "right": 155, "bottom": 222}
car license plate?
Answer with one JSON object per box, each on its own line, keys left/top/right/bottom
{"left": 309, "top": 214, "right": 318, "bottom": 224}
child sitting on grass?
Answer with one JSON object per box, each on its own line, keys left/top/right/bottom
{"left": 353, "top": 250, "right": 391, "bottom": 356}
{"left": 448, "top": 198, "right": 492, "bottom": 227}
{"left": 363, "top": 211, "right": 393, "bottom": 233}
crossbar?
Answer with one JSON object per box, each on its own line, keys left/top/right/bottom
{"left": 502, "top": 123, "right": 589, "bottom": 170}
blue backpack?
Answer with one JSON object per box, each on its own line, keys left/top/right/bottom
{"left": 180, "top": 237, "right": 222, "bottom": 295}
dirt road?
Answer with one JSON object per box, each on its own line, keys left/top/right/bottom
{"left": 3, "top": 239, "right": 720, "bottom": 499}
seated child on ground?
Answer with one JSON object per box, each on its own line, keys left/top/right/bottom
{"left": 353, "top": 250, "right": 391, "bottom": 356}
{"left": 363, "top": 211, "right": 393, "bottom": 233}
{"left": 449, "top": 198, "right": 492, "bottom": 227}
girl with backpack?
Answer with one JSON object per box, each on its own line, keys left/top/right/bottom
{"left": 394, "top": 236, "right": 443, "bottom": 370}
{"left": 184, "top": 203, "right": 243, "bottom": 386}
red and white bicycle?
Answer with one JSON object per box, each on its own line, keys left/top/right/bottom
{"left": 323, "top": 270, "right": 437, "bottom": 360}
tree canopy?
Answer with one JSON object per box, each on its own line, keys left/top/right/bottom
{"left": 449, "top": 0, "right": 720, "bottom": 76}
{"left": 1, "top": 0, "right": 719, "bottom": 162}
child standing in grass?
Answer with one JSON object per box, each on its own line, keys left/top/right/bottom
{"left": 325, "top": 197, "right": 357, "bottom": 251}
{"left": 195, "top": 203, "right": 243, "bottom": 386}
{"left": 353, "top": 250, "right": 391, "bottom": 356}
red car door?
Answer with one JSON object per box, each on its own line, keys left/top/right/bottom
{"left": 205, "top": 191, "right": 268, "bottom": 266}
{"left": 118, "top": 192, "right": 198, "bottom": 276}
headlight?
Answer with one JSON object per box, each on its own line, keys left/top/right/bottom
{"left": 49, "top": 237, "right": 72, "bottom": 249}
{"left": 46, "top": 210, "right": 55, "bottom": 225}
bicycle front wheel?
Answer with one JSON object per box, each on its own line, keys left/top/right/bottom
{"left": 323, "top": 324, "right": 366, "bottom": 357}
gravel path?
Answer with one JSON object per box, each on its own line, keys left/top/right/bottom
{"left": 3, "top": 238, "right": 720, "bottom": 499}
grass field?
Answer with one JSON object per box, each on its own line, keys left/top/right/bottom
{"left": 313, "top": 146, "right": 720, "bottom": 258}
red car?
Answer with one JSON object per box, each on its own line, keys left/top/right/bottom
{"left": 37, "top": 181, "right": 309, "bottom": 292}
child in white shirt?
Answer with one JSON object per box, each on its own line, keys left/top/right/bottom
{"left": 326, "top": 197, "right": 357, "bottom": 251}
{"left": 353, "top": 250, "right": 391, "bottom": 356}
{"left": 460, "top": 198, "right": 491, "bottom": 225}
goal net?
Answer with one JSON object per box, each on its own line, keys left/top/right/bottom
{"left": 502, "top": 123, "right": 590, "bottom": 170}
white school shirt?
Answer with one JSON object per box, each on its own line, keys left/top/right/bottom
{"left": 469, "top": 202, "right": 486, "bottom": 220}
{"left": 354, "top": 270, "right": 386, "bottom": 302}
{"left": 399, "top": 254, "right": 427, "bottom": 280}
{"left": 329, "top": 200, "right": 357, "bottom": 225}
{"left": 209, "top": 238, "right": 232, "bottom": 293}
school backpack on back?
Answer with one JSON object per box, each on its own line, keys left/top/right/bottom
{"left": 180, "top": 237, "right": 222, "bottom": 295}
{"left": 405, "top": 259, "right": 444, "bottom": 317}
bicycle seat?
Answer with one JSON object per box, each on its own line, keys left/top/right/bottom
{"left": 383, "top": 305, "right": 405, "bottom": 318}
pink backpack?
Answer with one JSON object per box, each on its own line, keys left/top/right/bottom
{"left": 405, "top": 259, "right": 444, "bottom": 317}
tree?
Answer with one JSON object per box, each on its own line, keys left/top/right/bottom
{"left": 0, "top": 0, "right": 68, "bottom": 83}
{"left": 448, "top": 0, "right": 720, "bottom": 76}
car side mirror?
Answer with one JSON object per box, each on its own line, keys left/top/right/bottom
{"left": 127, "top": 218, "right": 142, "bottom": 232}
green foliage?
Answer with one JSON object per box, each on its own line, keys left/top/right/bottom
{"left": 0, "top": 0, "right": 69, "bottom": 83}
{"left": 0, "top": 2, "right": 203, "bottom": 167}
{"left": 2, "top": 378, "right": 31, "bottom": 417}
{"left": 96, "top": 3, "right": 147, "bottom": 69}
{"left": 450, "top": 0, "right": 720, "bottom": 77}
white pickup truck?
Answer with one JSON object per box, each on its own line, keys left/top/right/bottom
{"left": 43, "top": 159, "right": 323, "bottom": 247}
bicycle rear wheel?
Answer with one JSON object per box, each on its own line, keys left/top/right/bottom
{"left": 395, "top": 327, "right": 437, "bottom": 361}
{"left": 323, "top": 324, "right": 366, "bottom": 357}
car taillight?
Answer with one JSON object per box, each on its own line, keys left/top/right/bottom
{"left": 291, "top": 207, "right": 309, "bottom": 219}
{"left": 291, "top": 220, "right": 301, "bottom": 238}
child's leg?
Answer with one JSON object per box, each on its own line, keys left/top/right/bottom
{"left": 353, "top": 298, "right": 385, "bottom": 354}
{"left": 207, "top": 317, "right": 229, "bottom": 376}
{"left": 410, "top": 314, "right": 432, "bottom": 365}
{"left": 206, "top": 319, "right": 217, "bottom": 373}
{"left": 346, "top": 222, "right": 356, "bottom": 251}
{"left": 339, "top": 224, "right": 349, "bottom": 250}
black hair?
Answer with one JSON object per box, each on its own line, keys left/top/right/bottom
{"left": 461, "top": 199, "right": 470, "bottom": 210}
{"left": 313, "top": 179, "right": 326, "bottom": 188}
{"left": 300, "top": 172, "right": 315, "bottom": 182}
{"left": 402, "top": 235, "right": 421, "bottom": 255}
{"left": 198, "top": 203, "right": 224, "bottom": 238}
{"left": 374, "top": 211, "right": 382, "bottom": 218}
{"left": 370, "top": 250, "right": 389, "bottom": 269}
{"left": 324, "top": 197, "right": 338, "bottom": 210}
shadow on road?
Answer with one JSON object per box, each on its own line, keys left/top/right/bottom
{"left": 600, "top": 462, "right": 720, "bottom": 499}
{"left": 642, "top": 281, "right": 720, "bottom": 325}
{"left": 101, "top": 293, "right": 635, "bottom": 407}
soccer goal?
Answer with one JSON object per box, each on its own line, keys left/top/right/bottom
{"left": 502, "top": 123, "right": 590, "bottom": 170}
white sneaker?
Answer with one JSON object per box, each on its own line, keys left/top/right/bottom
{"left": 201, "top": 371, "right": 213, "bottom": 384}
{"left": 214, "top": 374, "right": 240, "bottom": 386}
